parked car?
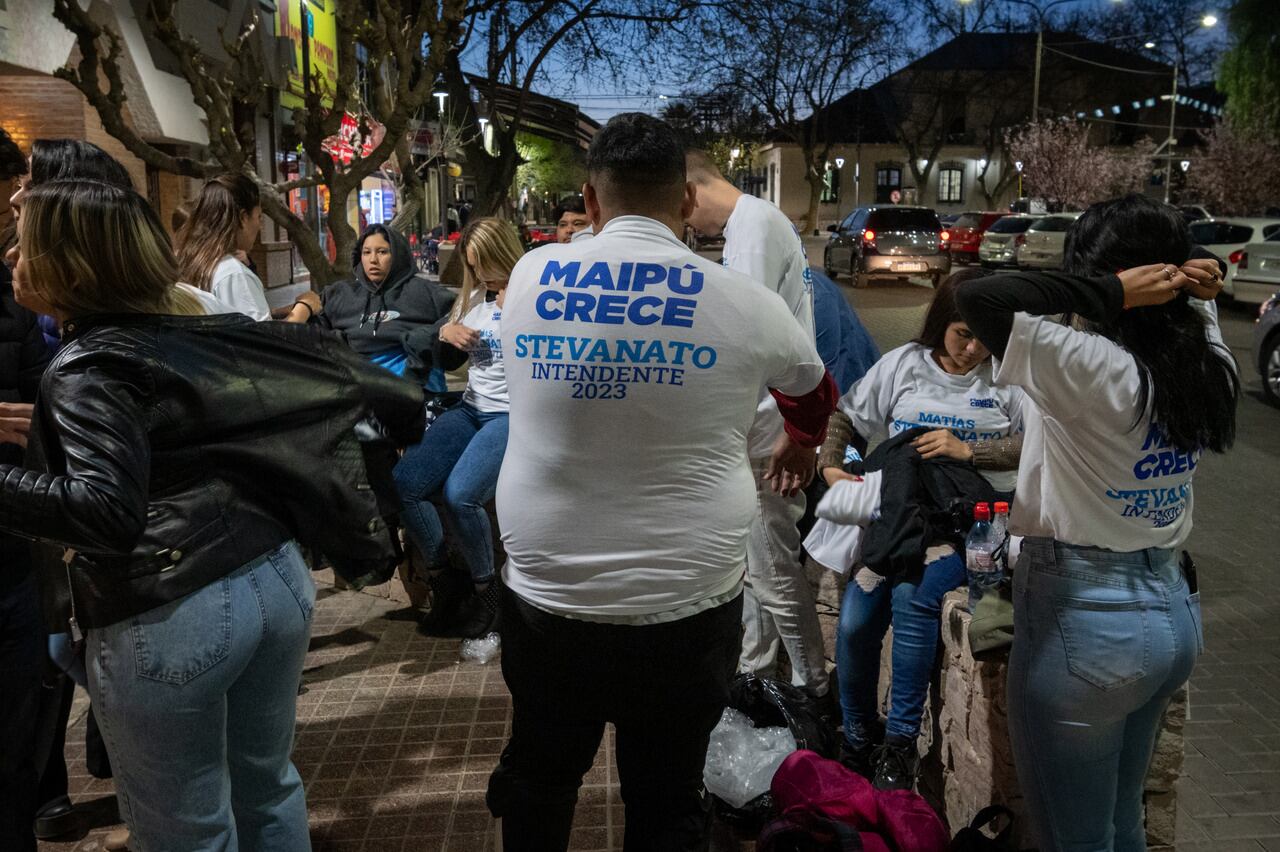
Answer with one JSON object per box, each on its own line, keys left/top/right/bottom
{"left": 940, "top": 212, "right": 962, "bottom": 227}
{"left": 947, "top": 211, "right": 1007, "bottom": 264}
{"left": 1231, "top": 231, "right": 1280, "bottom": 305}
{"left": 1254, "top": 292, "right": 1280, "bottom": 403}
{"left": 1177, "top": 205, "right": 1211, "bottom": 226}
{"left": 824, "top": 206, "right": 951, "bottom": 288}
{"left": 1188, "top": 218, "right": 1280, "bottom": 298}
{"left": 978, "top": 214, "right": 1038, "bottom": 268}
{"left": 1017, "top": 212, "right": 1082, "bottom": 270}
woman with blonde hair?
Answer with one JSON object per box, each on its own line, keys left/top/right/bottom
{"left": 4, "top": 178, "right": 423, "bottom": 851}
{"left": 175, "top": 173, "right": 319, "bottom": 321}
{"left": 394, "top": 216, "right": 523, "bottom": 639}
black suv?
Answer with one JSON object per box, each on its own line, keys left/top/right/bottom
{"left": 824, "top": 206, "right": 951, "bottom": 288}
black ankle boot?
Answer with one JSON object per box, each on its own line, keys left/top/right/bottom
{"left": 418, "top": 569, "right": 471, "bottom": 637}
{"left": 839, "top": 739, "right": 879, "bottom": 779}
{"left": 452, "top": 581, "right": 501, "bottom": 639}
{"left": 871, "top": 739, "right": 919, "bottom": 791}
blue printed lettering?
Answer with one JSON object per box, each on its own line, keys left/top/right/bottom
{"left": 539, "top": 260, "right": 579, "bottom": 287}
{"left": 535, "top": 291, "right": 565, "bottom": 320}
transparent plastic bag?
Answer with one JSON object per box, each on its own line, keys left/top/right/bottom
{"left": 703, "top": 707, "right": 797, "bottom": 809}
{"left": 459, "top": 632, "right": 501, "bottom": 664}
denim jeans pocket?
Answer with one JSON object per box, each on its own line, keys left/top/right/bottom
{"left": 1187, "top": 591, "right": 1205, "bottom": 656}
{"left": 1053, "top": 596, "right": 1150, "bottom": 691}
{"left": 270, "top": 542, "right": 316, "bottom": 623}
{"left": 131, "top": 577, "right": 233, "bottom": 684}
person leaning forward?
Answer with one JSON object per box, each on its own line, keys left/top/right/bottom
{"left": 485, "top": 112, "right": 838, "bottom": 851}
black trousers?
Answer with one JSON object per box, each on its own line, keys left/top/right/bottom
{"left": 487, "top": 587, "right": 742, "bottom": 852}
{"left": 0, "top": 574, "right": 44, "bottom": 852}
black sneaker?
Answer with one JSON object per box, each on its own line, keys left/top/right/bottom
{"left": 838, "top": 739, "right": 878, "bottom": 779}
{"left": 445, "top": 581, "right": 501, "bottom": 640}
{"left": 417, "top": 569, "right": 471, "bottom": 637}
{"left": 871, "top": 740, "right": 919, "bottom": 791}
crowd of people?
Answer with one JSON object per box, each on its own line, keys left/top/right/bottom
{"left": 0, "top": 110, "right": 1238, "bottom": 852}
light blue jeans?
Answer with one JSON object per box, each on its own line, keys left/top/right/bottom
{"left": 1008, "top": 538, "right": 1202, "bottom": 852}
{"left": 86, "top": 541, "right": 315, "bottom": 852}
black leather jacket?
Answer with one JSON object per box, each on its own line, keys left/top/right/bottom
{"left": 0, "top": 312, "right": 425, "bottom": 631}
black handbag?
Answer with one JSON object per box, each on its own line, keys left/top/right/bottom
{"left": 949, "top": 805, "right": 1019, "bottom": 852}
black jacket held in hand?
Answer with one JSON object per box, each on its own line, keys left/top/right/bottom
{"left": 859, "top": 428, "right": 1007, "bottom": 581}
{"left": 320, "top": 225, "right": 464, "bottom": 380}
{"left": 2, "top": 312, "right": 425, "bottom": 630}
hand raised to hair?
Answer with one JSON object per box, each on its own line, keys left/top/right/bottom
{"left": 1179, "top": 258, "right": 1224, "bottom": 302}
{"left": 1117, "top": 263, "right": 1192, "bottom": 309}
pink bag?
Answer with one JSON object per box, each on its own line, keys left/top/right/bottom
{"left": 873, "top": 788, "right": 949, "bottom": 852}
{"left": 769, "top": 750, "right": 949, "bottom": 852}
{"left": 770, "top": 750, "right": 879, "bottom": 829}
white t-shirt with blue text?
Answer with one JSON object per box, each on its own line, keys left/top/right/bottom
{"left": 992, "top": 300, "right": 1226, "bottom": 550}
{"left": 839, "top": 342, "right": 1025, "bottom": 492}
{"left": 497, "top": 215, "right": 826, "bottom": 617}
{"left": 459, "top": 295, "right": 508, "bottom": 412}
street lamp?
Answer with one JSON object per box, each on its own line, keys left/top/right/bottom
{"left": 833, "top": 157, "right": 846, "bottom": 223}
{"left": 1015, "top": 160, "right": 1024, "bottom": 198}
{"left": 431, "top": 76, "right": 450, "bottom": 240}
{"left": 1180, "top": 160, "right": 1191, "bottom": 172}
{"left": 1146, "top": 14, "right": 1217, "bottom": 204}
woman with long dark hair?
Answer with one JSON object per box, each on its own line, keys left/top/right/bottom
{"left": 816, "top": 268, "right": 1025, "bottom": 791}
{"left": 5, "top": 178, "right": 422, "bottom": 850}
{"left": 956, "top": 194, "right": 1238, "bottom": 852}
{"left": 176, "top": 174, "right": 317, "bottom": 322}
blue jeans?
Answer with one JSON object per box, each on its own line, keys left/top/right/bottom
{"left": 837, "top": 553, "right": 967, "bottom": 746}
{"left": 1008, "top": 538, "right": 1201, "bottom": 852}
{"left": 86, "top": 541, "right": 315, "bottom": 852}
{"left": 394, "top": 403, "right": 509, "bottom": 585}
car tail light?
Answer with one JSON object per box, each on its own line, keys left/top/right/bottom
{"left": 862, "top": 229, "right": 876, "bottom": 244}
{"left": 940, "top": 230, "right": 951, "bottom": 244}
{"left": 1232, "top": 250, "right": 1247, "bottom": 269}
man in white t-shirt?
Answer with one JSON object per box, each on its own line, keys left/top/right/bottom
{"left": 487, "top": 114, "right": 837, "bottom": 851}
{"left": 684, "top": 149, "right": 830, "bottom": 700}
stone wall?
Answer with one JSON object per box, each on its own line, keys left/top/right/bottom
{"left": 883, "top": 590, "right": 1185, "bottom": 848}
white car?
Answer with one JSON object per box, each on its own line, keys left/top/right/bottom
{"left": 1231, "top": 231, "right": 1280, "bottom": 305}
{"left": 1188, "top": 218, "right": 1280, "bottom": 297}
{"left": 1017, "top": 212, "right": 1082, "bottom": 270}
{"left": 978, "top": 215, "right": 1039, "bottom": 268}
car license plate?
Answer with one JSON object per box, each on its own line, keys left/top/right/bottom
{"left": 894, "top": 261, "right": 927, "bottom": 272}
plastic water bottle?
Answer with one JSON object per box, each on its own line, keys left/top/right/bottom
{"left": 992, "top": 501, "right": 1010, "bottom": 569}
{"left": 966, "top": 502, "right": 1001, "bottom": 612}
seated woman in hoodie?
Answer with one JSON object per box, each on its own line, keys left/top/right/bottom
{"left": 317, "top": 223, "right": 459, "bottom": 392}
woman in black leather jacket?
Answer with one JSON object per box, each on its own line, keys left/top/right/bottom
{"left": 4, "top": 178, "right": 424, "bottom": 851}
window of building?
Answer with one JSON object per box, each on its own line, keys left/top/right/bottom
{"left": 937, "top": 166, "right": 964, "bottom": 204}
{"left": 820, "top": 165, "right": 841, "bottom": 204}
{"left": 769, "top": 163, "right": 777, "bottom": 203}
{"left": 875, "top": 164, "right": 901, "bottom": 204}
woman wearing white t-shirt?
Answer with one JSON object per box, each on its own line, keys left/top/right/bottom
{"left": 817, "top": 269, "right": 1025, "bottom": 791}
{"left": 175, "top": 174, "right": 318, "bottom": 322}
{"left": 393, "top": 218, "right": 521, "bottom": 639}
{"left": 956, "top": 194, "right": 1239, "bottom": 852}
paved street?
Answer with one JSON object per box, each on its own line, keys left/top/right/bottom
{"left": 39, "top": 243, "right": 1279, "bottom": 851}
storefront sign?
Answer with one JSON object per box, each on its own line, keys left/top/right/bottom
{"left": 278, "top": 0, "right": 339, "bottom": 110}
